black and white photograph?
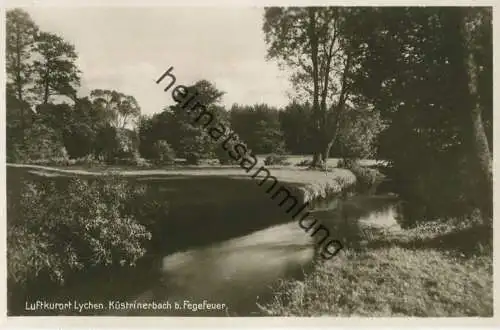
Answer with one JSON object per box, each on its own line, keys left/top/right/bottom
{"left": 3, "top": 1, "right": 495, "bottom": 321}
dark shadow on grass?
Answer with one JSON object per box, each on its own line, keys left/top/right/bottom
{"left": 364, "top": 224, "right": 493, "bottom": 257}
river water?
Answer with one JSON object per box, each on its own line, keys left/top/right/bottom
{"left": 113, "top": 193, "right": 400, "bottom": 316}
{"left": 11, "top": 173, "right": 399, "bottom": 316}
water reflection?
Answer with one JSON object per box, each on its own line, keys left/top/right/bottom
{"left": 119, "top": 194, "right": 400, "bottom": 316}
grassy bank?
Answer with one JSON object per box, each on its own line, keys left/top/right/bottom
{"left": 258, "top": 219, "right": 493, "bottom": 317}
{"left": 7, "top": 163, "right": 357, "bottom": 204}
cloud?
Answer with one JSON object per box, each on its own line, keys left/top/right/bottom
{"left": 25, "top": 6, "right": 291, "bottom": 115}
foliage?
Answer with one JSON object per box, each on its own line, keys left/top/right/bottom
{"left": 6, "top": 9, "right": 145, "bottom": 165}
{"left": 137, "top": 113, "right": 173, "bottom": 159}
{"left": 263, "top": 7, "right": 364, "bottom": 165}
{"left": 93, "top": 125, "right": 138, "bottom": 164}
{"left": 343, "top": 7, "right": 492, "bottom": 223}
{"left": 7, "top": 175, "right": 152, "bottom": 286}
{"left": 63, "top": 97, "right": 105, "bottom": 158}
{"left": 337, "top": 158, "right": 383, "bottom": 193}
{"left": 6, "top": 97, "right": 34, "bottom": 162}
{"left": 230, "top": 103, "right": 286, "bottom": 154}
{"left": 214, "top": 136, "right": 241, "bottom": 165}
{"left": 6, "top": 9, "right": 38, "bottom": 161}
{"left": 27, "top": 157, "right": 73, "bottom": 166}
{"left": 6, "top": 9, "right": 38, "bottom": 105}
{"left": 31, "top": 31, "right": 81, "bottom": 104}
{"left": 337, "top": 106, "right": 384, "bottom": 159}
{"left": 90, "top": 89, "right": 141, "bottom": 129}
{"left": 166, "top": 80, "right": 226, "bottom": 164}
{"left": 178, "top": 124, "right": 217, "bottom": 165}
{"left": 279, "top": 101, "right": 314, "bottom": 154}
{"left": 20, "top": 121, "right": 68, "bottom": 161}
{"left": 151, "top": 140, "right": 176, "bottom": 165}
{"left": 72, "top": 155, "right": 102, "bottom": 167}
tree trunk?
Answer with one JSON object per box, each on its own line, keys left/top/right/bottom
{"left": 461, "top": 9, "right": 493, "bottom": 219}
{"left": 311, "top": 133, "right": 325, "bottom": 168}
{"left": 324, "top": 139, "right": 334, "bottom": 163}
{"left": 43, "top": 65, "right": 51, "bottom": 104}
{"left": 470, "top": 104, "right": 492, "bottom": 217}
{"left": 15, "top": 27, "right": 25, "bottom": 136}
{"left": 311, "top": 132, "right": 335, "bottom": 170}
{"left": 312, "top": 152, "right": 322, "bottom": 167}
{"left": 308, "top": 8, "right": 322, "bottom": 168}
{"left": 43, "top": 81, "right": 50, "bottom": 104}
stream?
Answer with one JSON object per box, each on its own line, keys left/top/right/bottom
{"left": 115, "top": 192, "right": 400, "bottom": 316}
{"left": 13, "top": 175, "right": 400, "bottom": 317}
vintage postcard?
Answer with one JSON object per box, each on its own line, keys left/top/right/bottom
{"left": 1, "top": 0, "right": 498, "bottom": 327}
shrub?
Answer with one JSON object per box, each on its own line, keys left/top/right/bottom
{"left": 184, "top": 151, "right": 216, "bottom": 165}
{"left": 108, "top": 157, "right": 147, "bottom": 167}
{"left": 20, "top": 122, "right": 68, "bottom": 162}
{"left": 151, "top": 140, "right": 175, "bottom": 165}
{"left": 185, "top": 153, "right": 201, "bottom": 165}
{"left": 134, "top": 157, "right": 152, "bottom": 168}
{"left": 7, "top": 176, "right": 152, "bottom": 287}
{"left": 73, "top": 155, "right": 102, "bottom": 167}
{"left": 27, "top": 157, "right": 73, "bottom": 166}
{"left": 337, "top": 107, "right": 384, "bottom": 159}
{"left": 264, "top": 154, "right": 290, "bottom": 166}
{"left": 215, "top": 139, "right": 241, "bottom": 165}
{"left": 337, "top": 158, "right": 383, "bottom": 193}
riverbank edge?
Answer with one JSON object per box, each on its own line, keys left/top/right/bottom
{"left": 6, "top": 163, "right": 358, "bottom": 206}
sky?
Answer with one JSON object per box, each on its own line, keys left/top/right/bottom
{"left": 23, "top": 7, "right": 292, "bottom": 116}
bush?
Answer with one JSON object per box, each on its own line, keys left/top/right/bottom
{"left": 108, "top": 157, "right": 149, "bottom": 167}
{"left": 184, "top": 153, "right": 200, "bottom": 165}
{"left": 20, "top": 122, "right": 68, "bottom": 162}
{"left": 337, "top": 107, "right": 384, "bottom": 159}
{"left": 336, "top": 158, "right": 355, "bottom": 169}
{"left": 7, "top": 176, "right": 152, "bottom": 287}
{"left": 184, "top": 151, "right": 216, "bottom": 165}
{"left": 134, "top": 157, "right": 152, "bottom": 168}
{"left": 73, "top": 155, "right": 102, "bottom": 167}
{"left": 264, "top": 154, "right": 290, "bottom": 166}
{"left": 337, "top": 158, "right": 383, "bottom": 193}
{"left": 215, "top": 139, "right": 241, "bottom": 165}
{"left": 27, "top": 157, "right": 73, "bottom": 166}
{"left": 151, "top": 140, "right": 175, "bottom": 165}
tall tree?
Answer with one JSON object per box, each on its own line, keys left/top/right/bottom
{"left": 167, "top": 80, "right": 226, "bottom": 164}
{"left": 345, "top": 7, "right": 493, "bottom": 222}
{"left": 455, "top": 8, "right": 492, "bottom": 217}
{"left": 31, "top": 31, "right": 81, "bottom": 104}
{"left": 64, "top": 97, "right": 105, "bottom": 158}
{"left": 89, "top": 89, "right": 141, "bottom": 129}
{"left": 6, "top": 9, "right": 38, "bottom": 135}
{"left": 6, "top": 9, "right": 38, "bottom": 105}
{"left": 263, "top": 7, "right": 358, "bottom": 166}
